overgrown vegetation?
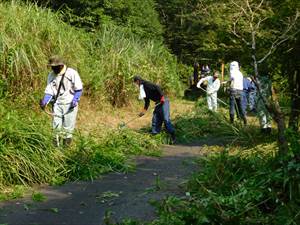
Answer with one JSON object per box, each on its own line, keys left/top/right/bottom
{"left": 29, "top": 0, "right": 164, "bottom": 40}
{"left": 150, "top": 142, "right": 300, "bottom": 224}
{"left": 174, "top": 99, "right": 269, "bottom": 146}
{"left": 133, "top": 102, "right": 299, "bottom": 225}
{"left": 0, "top": 0, "right": 177, "bottom": 199}
{"left": 0, "top": 1, "right": 299, "bottom": 224}
{"left": 0, "top": 102, "right": 163, "bottom": 197}
{"left": 0, "top": 1, "right": 182, "bottom": 107}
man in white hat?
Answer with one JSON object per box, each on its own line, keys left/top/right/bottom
{"left": 40, "top": 56, "right": 83, "bottom": 147}
{"left": 229, "top": 61, "right": 247, "bottom": 125}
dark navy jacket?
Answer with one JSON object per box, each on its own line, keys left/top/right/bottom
{"left": 140, "top": 80, "right": 164, "bottom": 110}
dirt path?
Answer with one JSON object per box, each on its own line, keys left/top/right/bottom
{"left": 0, "top": 144, "right": 206, "bottom": 225}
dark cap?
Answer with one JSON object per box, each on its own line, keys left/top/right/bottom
{"left": 47, "top": 55, "right": 64, "bottom": 66}
{"left": 133, "top": 75, "right": 142, "bottom": 82}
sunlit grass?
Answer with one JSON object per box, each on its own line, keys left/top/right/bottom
{"left": 0, "top": 1, "right": 182, "bottom": 107}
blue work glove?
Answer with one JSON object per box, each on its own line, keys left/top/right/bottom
{"left": 70, "top": 90, "right": 82, "bottom": 109}
{"left": 40, "top": 94, "right": 52, "bottom": 110}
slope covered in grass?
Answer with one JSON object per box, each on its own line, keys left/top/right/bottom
{"left": 0, "top": 1, "right": 182, "bottom": 107}
{"left": 0, "top": 101, "right": 163, "bottom": 194}
{"left": 0, "top": 1, "right": 176, "bottom": 196}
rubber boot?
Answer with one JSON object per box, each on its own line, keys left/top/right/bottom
{"left": 243, "top": 117, "right": 247, "bottom": 125}
{"left": 170, "top": 132, "right": 176, "bottom": 144}
{"left": 230, "top": 114, "right": 234, "bottom": 124}
{"left": 63, "top": 138, "right": 72, "bottom": 147}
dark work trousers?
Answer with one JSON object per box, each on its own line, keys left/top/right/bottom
{"left": 152, "top": 98, "right": 175, "bottom": 135}
{"left": 242, "top": 90, "right": 249, "bottom": 114}
{"left": 229, "top": 89, "right": 247, "bottom": 124}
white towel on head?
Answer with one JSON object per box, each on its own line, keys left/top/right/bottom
{"left": 139, "top": 84, "right": 146, "bottom": 100}
{"left": 230, "top": 61, "right": 243, "bottom": 90}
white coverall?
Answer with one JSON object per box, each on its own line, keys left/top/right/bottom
{"left": 44, "top": 66, "right": 83, "bottom": 139}
{"left": 197, "top": 76, "right": 220, "bottom": 111}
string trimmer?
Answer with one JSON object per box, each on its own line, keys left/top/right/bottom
{"left": 118, "top": 102, "right": 161, "bottom": 129}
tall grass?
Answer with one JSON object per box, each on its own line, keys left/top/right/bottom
{"left": 65, "top": 129, "right": 162, "bottom": 181}
{"left": 173, "top": 98, "right": 270, "bottom": 147}
{"left": 0, "top": 102, "right": 66, "bottom": 188}
{"left": 0, "top": 101, "right": 162, "bottom": 194}
{"left": 150, "top": 147, "right": 300, "bottom": 225}
{"left": 0, "top": 1, "right": 182, "bottom": 107}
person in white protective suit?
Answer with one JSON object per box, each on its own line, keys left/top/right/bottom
{"left": 197, "top": 71, "right": 221, "bottom": 111}
{"left": 40, "top": 56, "right": 83, "bottom": 147}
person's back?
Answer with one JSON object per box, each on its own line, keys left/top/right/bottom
{"left": 140, "top": 79, "right": 164, "bottom": 104}
{"left": 133, "top": 76, "right": 176, "bottom": 143}
{"left": 230, "top": 61, "right": 243, "bottom": 90}
{"left": 229, "top": 61, "right": 247, "bottom": 124}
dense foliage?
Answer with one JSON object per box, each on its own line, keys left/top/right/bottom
{"left": 0, "top": 1, "right": 182, "bottom": 107}
{"left": 156, "top": 0, "right": 299, "bottom": 67}
{"left": 28, "top": 0, "right": 164, "bottom": 40}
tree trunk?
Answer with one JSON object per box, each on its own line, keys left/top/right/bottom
{"left": 288, "top": 69, "right": 300, "bottom": 132}
{"left": 252, "top": 47, "right": 289, "bottom": 153}
{"left": 271, "top": 100, "right": 289, "bottom": 154}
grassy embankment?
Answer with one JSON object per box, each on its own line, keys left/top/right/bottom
{"left": 0, "top": 1, "right": 184, "bottom": 199}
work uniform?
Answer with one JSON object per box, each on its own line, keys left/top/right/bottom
{"left": 229, "top": 61, "right": 247, "bottom": 124}
{"left": 248, "top": 79, "right": 257, "bottom": 112}
{"left": 139, "top": 80, "right": 175, "bottom": 135}
{"left": 44, "top": 65, "right": 83, "bottom": 140}
{"left": 197, "top": 76, "right": 220, "bottom": 111}
{"left": 242, "top": 77, "right": 252, "bottom": 114}
{"left": 256, "top": 76, "right": 272, "bottom": 131}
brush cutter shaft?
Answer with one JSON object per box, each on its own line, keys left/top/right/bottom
{"left": 43, "top": 104, "right": 74, "bottom": 118}
{"left": 120, "top": 102, "right": 162, "bottom": 127}
{"left": 198, "top": 86, "right": 228, "bottom": 106}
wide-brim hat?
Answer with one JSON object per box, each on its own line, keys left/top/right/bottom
{"left": 47, "top": 55, "right": 64, "bottom": 66}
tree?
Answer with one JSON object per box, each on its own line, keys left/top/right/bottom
{"left": 157, "top": 0, "right": 299, "bottom": 151}
{"left": 227, "top": 0, "right": 299, "bottom": 153}
{"left": 27, "top": 0, "right": 164, "bottom": 40}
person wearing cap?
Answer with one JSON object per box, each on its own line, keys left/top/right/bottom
{"left": 40, "top": 56, "right": 83, "bottom": 147}
{"left": 196, "top": 71, "right": 221, "bottom": 112}
{"left": 133, "top": 75, "right": 176, "bottom": 143}
{"left": 229, "top": 61, "right": 247, "bottom": 125}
